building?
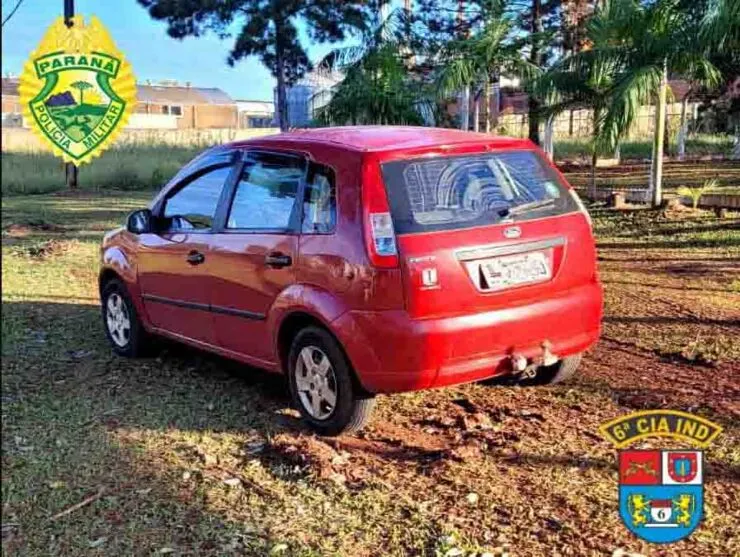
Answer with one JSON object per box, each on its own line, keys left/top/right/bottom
{"left": 236, "top": 100, "right": 275, "bottom": 128}
{"left": 1, "top": 77, "right": 23, "bottom": 127}
{"left": 277, "top": 69, "right": 343, "bottom": 128}
{"left": 0, "top": 76, "right": 238, "bottom": 129}
{"left": 132, "top": 81, "right": 237, "bottom": 129}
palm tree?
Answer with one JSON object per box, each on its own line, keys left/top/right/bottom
{"left": 70, "top": 80, "right": 93, "bottom": 106}
{"left": 437, "top": 16, "right": 537, "bottom": 133}
{"left": 315, "top": 7, "right": 432, "bottom": 126}
{"left": 701, "top": 0, "right": 740, "bottom": 158}
{"left": 594, "top": 0, "right": 721, "bottom": 207}
{"left": 535, "top": 47, "right": 620, "bottom": 197}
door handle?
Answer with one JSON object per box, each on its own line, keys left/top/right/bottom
{"left": 265, "top": 252, "right": 292, "bottom": 268}
{"left": 186, "top": 250, "right": 205, "bottom": 265}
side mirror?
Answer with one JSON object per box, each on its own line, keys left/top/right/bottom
{"left": 126, "top": 209, "right": 153, "bottom": 234}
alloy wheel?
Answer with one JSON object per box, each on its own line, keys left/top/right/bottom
{"left": 105, "top": 292, "right": 131, "bottom": 348}
{"left": 294, "top": 345, "right": 338, "bottom": 420}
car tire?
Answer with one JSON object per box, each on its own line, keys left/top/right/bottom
{"left": 287, "top": 326, "right": 375, "bottom": 436}
{"left": 523, "top": 353, "right": 583, "bottom": 386}
{"left": 101, "top": 278, "right": 148, "bottom": 358}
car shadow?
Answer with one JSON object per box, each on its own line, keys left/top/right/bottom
{"left": 2, "top": 299, "right": 327, "bottom": 553}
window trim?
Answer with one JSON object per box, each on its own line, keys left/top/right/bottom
{"left": 218, "top": 149, "right": 309, "bottom": 235}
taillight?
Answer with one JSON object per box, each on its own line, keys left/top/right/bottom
{"left": 569, "top": 189, "right": 593, "bottom": 228}
{"left": 361, "top": 158, "right": 399, "bottom": 268}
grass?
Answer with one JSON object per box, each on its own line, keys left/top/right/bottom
{"left": 2, "top": 189, "right": 740, "bottom": 554}
{"left": 1, "top": 133, "right": 736, "bottom": 197}
{"left": 1, "top": 144, "right": 200, "bottom": 196}
{"left": 554, "top": 133, "right": 735, "bottom": 160}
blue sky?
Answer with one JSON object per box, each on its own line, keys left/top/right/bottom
{"left": 1, "top": 0, "right": 360, "bottom": 101}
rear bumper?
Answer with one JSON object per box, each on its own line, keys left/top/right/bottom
{"left": 332, "top": 280, "right": 602, "bottom": 394}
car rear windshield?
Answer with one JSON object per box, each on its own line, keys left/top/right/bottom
{"left": 381, "top": 150, "right": 577, "bottom": 234}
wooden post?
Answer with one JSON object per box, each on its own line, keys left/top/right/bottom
{"left": 64, "top": 0, "right": 78, "bottom": 189}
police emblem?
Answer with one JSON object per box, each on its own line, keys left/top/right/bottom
{"left": 618, "top": 450, "right": 703, "bottom": 543}
{"left": 19, "top": 16, "right": 136, "bottom": 165}
{"left": 600, "top": 410, "right": 722, "bottom": 545}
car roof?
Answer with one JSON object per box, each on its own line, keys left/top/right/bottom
{"left": 228, "top": 126, "right": 532, "bottom": 154}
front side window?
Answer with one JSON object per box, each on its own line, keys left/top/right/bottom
{"left": 302, "top": 164, "right": 336, "bottom": 233}
{"left": 381, "top": 150, "right": 576, "bottom": 234}
{"left": 227, "top": 152, "right": 305, "bottom": 230}
{"left": 162, "top": 165, "right": 232, "bottom": 231}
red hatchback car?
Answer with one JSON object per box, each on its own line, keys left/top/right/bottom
{"left": 100, "top": 126, "right": 602, "bottom": 435}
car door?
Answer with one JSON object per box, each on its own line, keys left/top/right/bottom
{"left": 137, "top": 156, "right": 237, "bottom": 345}
{"left": 207, "top": 150, "right": 306, "bottom": 366}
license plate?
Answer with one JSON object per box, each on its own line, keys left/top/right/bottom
{"left": 474, "top": 250, "right": 552, "bottom": 291}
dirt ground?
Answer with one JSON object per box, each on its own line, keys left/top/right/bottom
{"left": 2, "top": 193, "right": 739, "bottom": 556}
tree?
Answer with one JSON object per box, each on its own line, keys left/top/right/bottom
{"left": 437, "top": 13, "right": 537, "bottom": 134}
{"left": 316, "top": 8, "right": 431, "bottom": 126}
{"left": 70, "top": 80, "right": 93, "bottom": 105}
{"left": 535, "top": 44, "right": 619, "bottom": 196}
{"left": 561, "top": 0, "right": 595, "bottom": 56}
{"left": 701, "top": 0, "right": 740, "bottom": 158}
{"left": 138, "top": 0, "right": 372, "bottom": 131}
{"left": 593, "top": 0, "right": 721, "bottom": 207}
{"left": 416, "top": 0, "right": 507, "bottom": 130}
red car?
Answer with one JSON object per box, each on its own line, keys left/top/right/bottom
{"left": 100, "top": 126, "right": 602, "bottom": 435}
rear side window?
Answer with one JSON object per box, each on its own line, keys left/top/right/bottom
{"left": 302, "top": 163, "right": 336, "bottom": 234}
{"left": 227, "top": 152, "right": 305, "bottom": 231}
{"left": 381, "top": 150, "right": 576, "bottom": 234}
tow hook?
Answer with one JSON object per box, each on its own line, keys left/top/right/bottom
{"left": 511, "top": 354, "right": 528, "bottom": 372}
{"left": 511, "top": 354, "right": 539, "bottom": 379}
{"left": 510, "top": 341, "right": 560, "bottom": 380}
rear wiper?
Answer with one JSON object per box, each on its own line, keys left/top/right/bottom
{"left": 498, "top": 198, "right": 556, "bottom": 218}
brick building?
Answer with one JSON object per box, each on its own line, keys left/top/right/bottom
{"left": 1, "top": 77, "right": 238, "bottom": 129}
{"left": 133, "top": 81, "right": 237, "bottom": 129}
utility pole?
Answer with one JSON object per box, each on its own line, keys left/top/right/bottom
{"left": 64, "top": 0, "right": 78, "bottom": 189}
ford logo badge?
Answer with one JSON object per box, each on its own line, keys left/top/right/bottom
{"left": 504, "top": 226, "right": 521, "bottom": 239}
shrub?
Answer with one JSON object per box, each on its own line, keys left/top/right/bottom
{"left": 677, "top": 178, "right": 720, "bottom": 209}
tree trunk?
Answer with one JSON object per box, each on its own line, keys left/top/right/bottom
{"left": 569, "top": 109, "right": 574, "bottom": 137}
{"left": 484, "top": 80, "right": 492, "bottom": 133}
{"left": 528, "top": 0, "right": 542, "bottom": 145}
{"left": 590, "top": 106, "right": 601, "bottom": 200}
{"left": 677, "top": 95, "right": 689, "bottom": 161}
{"left": 65, "top": 163, "right": 78, "bottom": 190}
{"left": 649, "top": 61, "right": 668, "bottom": 208}
{"left": 460, "top": 86, "right": 470, "bottom": 130}
{"left": 473, "top": 92, "right": 480, "bottom": 132}
{"left": 492, "top": 77, "right": 500, "bottom": 132}
{"left": 275, "top": 37, "right": 289, "bottom": 132}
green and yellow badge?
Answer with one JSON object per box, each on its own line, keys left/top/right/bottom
{"left": 19, "top": 16, "right": 136, "bottom": 165}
